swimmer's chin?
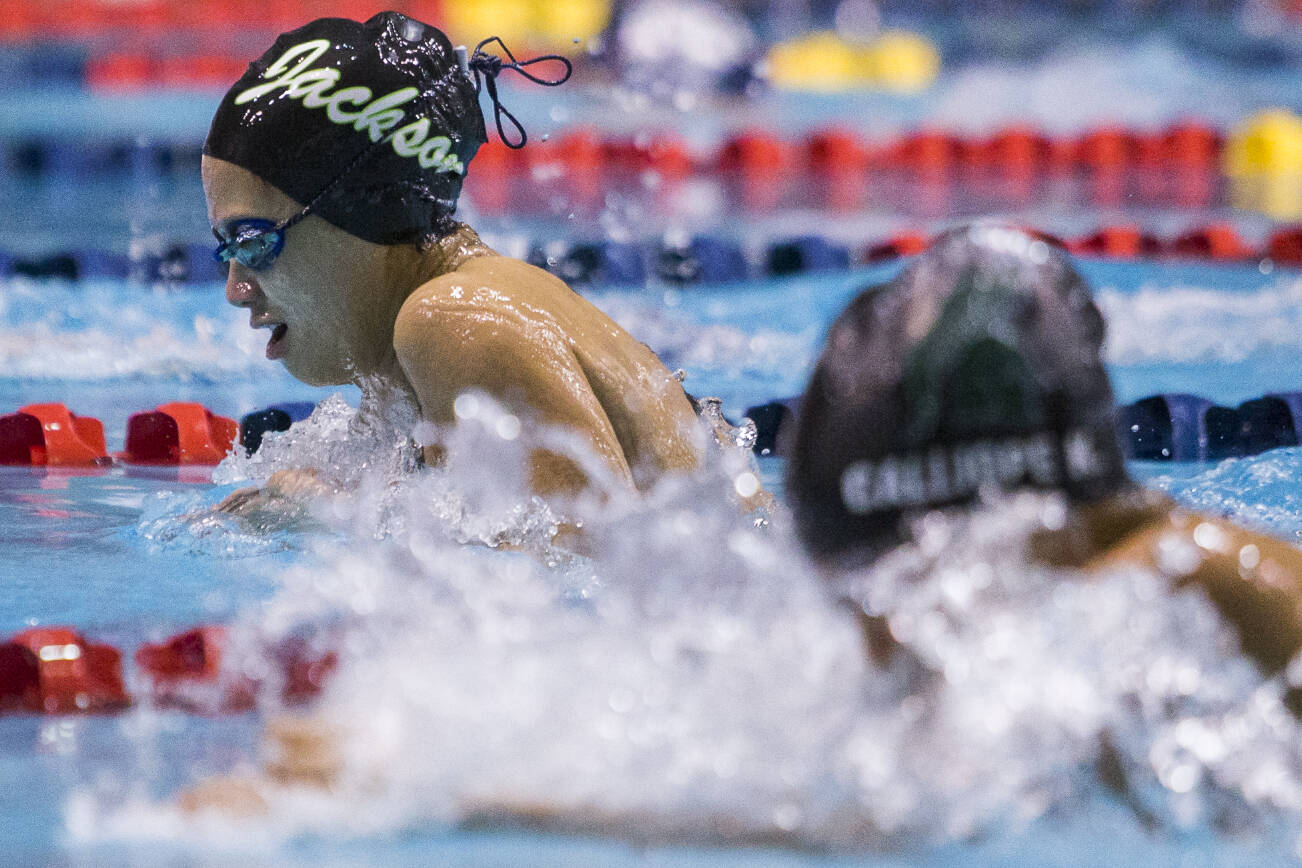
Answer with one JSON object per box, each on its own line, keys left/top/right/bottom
{"left": 277, "top": 354, "right": 352, "bottom": 388}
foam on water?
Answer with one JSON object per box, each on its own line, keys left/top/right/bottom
{"left": 6, "top": 271, "right": 1302, "bottom": 397}
{"left": 1097, "top": 275, "right": 1302, "bottom": 366}
{"left": 1143, "top": 448, "right": 1302, "bottom": 545}
{"left": 70, "top": 393, "right": 1302, "bottom": 859}
{"left": 0, "top": 278, "right": 268, "bottom": 382}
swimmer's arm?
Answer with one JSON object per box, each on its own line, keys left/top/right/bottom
{"left": 393, "top": 290, "right": 635, "bottom": 497}
{"left": 215, "top": 467, "right": 332, "bottom": 528}
{"left": 1166, "top": 514, "right": 1302, "bottom": 675}
{"left": 1032, "top": 494, "right": 1302, "bottom": 677}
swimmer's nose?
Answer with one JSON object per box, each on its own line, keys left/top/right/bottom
{"left": 225, "top": 270, "right": 263, "bottom": 308}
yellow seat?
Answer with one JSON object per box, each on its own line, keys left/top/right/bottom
{"left": 766, "top": 29, "right": 939, "bottom": 93}
{"left": 864, "top": 30, "right": 940, "bottom": 94}
{"left": 441, "top": 0, "right": 535, "bottom": 48}
{"left": 1224, "top": 109, "right": 1302, "bottom": 177}
{"left": 534, "top": 0, "right": 611, "bottom": 48}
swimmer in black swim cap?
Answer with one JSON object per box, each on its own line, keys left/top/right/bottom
{"left": 203, "top": 12, "right": 705, "bottom": 508}
{"left": 790, "top": 223, "right": 1302, "bottom": 696}
{"left": 788, "top": 224, "right": 1127, "bottom": 564}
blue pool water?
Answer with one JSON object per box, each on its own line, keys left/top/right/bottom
{"left": 5, "top": 257, "right": 1302, "bottom": 864}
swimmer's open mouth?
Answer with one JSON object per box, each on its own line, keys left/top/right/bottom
{"left": 265, "top": 323, "right": 288, "bottom": 360}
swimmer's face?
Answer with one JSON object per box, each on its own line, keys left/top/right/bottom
{"left": 202, "top": 156, "right": 396, "bottom": 386}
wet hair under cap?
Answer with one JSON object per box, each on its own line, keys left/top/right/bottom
{"left": 787, "top": 224, "right": 1129, "bottom": 564}
{"left": 204, "top": 11, "right": 486, "bottom": 245}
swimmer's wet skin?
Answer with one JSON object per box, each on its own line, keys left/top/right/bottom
{"left": 788, "top": 224, "right": 1302, "bottom": 703}
{"left": 201, "top": 12, "right": 703, "bottom": 506}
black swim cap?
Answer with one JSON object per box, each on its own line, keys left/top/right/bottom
{"left": 787, "top": 224, "right": 1128, "bottom": 564}
{"left": 204, "top": 11, "right": 486, "bottom": 245}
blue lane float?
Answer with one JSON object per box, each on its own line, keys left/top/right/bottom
{"left": 4, "top": 393, "right": 1300, "bottom": 464}
{"left": 269, "top": 402, "right": 316, "bottom": 422}
{"left": 656, "top": 236, "right": 749, "bottom": 285}
{"left": 1116, "top": 393, "right": 1302, "bottom": 462}
{"left": 12, "top": 254, "right": 80, "bottom": 280}
{"left": 1118, "top": 394, "right": 1217, "bottom": 461}
{"left": 4, "top": 225, "right": 1301, "bottom": 290}
{"left": 238, "top": 409, "right": 291, "bottom": 456}
{"left": 529, "top": 240, "right": 647, "bottom": 287}
{"left": 4, "top": 244, "right": 223, "bottom": 284}
{"left": 564, "top": 241, "right": 647, "bottom": 287}
{"left": 5, "top": 138, "right": 194, "bottom": 178}
{"left": 765, "top": 236, "right": 851, "bottom": 276}
{"left": 742, "top": 392, "right": 1302, "bottom": 463}
{"left": 74, "top": 248, "right": 132, "bottom": 279}
{"left": 239, "top": 402, "right": 315, "bottom": 455}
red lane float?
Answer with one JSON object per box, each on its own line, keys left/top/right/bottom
{"left": 1169, "top": 224, "right": 1253, "bottom": 260}
{"left": 136, "top": 626, "right": 338, "bottom": 714}
{"left": 527, "top": 128, "right": 605, "bottom": 210}
{"left": 1268, "top": 227, "right": 1302, "bottom": 266}
{"left": 19, "top": 403, "right": 108, "bottom": 465}
{"left": 892, "top": 130, "right": 960, "bottom": 174}
{"left": 605, "top": 134, "right": 694, "bottom": 180}
{"left": 0, "top": 621, "right": 339, "bottom": 717}
{"left": 0, "top": 621, "right": 340, "bottom": 717}
{"left": 0, "top": 403, "right": 107, "bottom": 466}
{"left": 122, "top": 402, "right": 238, "bottom": 465}
{"left": 976, "top": 127, "right": 1051, "bottom": 174}
{"left": 719, "top": 130, "right": 796, "bottom": 212}
{"left": 807, "top": 127, "right": 873, "bottom": 174}
{"left": 465, "top": 122, "right": 1230, "bottom": 217}
{"left": 135, "top": 626, "right": 253, "bottom": 714}
{"left": 807, "top": 128, "right": 874, "bottom": 211}
{"left": 857, "top": 224, "right": 1273, "bottom": 265}
{"left": 84, "top": 53, "right": 156, "bottom": 91}
{"left": 0, "top": 627, "right": 129, "bottom": 714}
{"left": 864, "top": 231, "right": 930, "bottom": 263}
{"left": 1067, "top": 225, "right": 1161, "bottom": 259}
{"left": 0, "top": 413, "right": 46, "bottom": 465}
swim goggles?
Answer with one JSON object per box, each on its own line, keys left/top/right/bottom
{"left": 212, "top": 208, "right": 310, "bottom": 271}
{"left": 211, "top": 134, "right": 386, "bottom": 272}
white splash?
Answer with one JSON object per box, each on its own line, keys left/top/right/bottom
{"left": 77, "top": 399, "right": 1302, "bottom": 858}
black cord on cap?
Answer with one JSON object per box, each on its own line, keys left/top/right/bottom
{"left": 468, "top": 37, "right": 574, "bottom": 149}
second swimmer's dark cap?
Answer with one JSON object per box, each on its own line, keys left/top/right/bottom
{"left": 204, "top": 12, "right": 486, "bottom": 245}
{"left": 787, "top": 224, "right": 1129, "bottom": 564}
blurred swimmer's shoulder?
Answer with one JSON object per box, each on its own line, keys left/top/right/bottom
{"left": 1030, "top": 488, "right": 1302, "bottom": 678}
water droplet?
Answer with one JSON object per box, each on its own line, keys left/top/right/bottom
{"left": 453, "top": 393, "right": 480, "bottom": 420}
{"left": 496, "top": 415, "right": 521, "bottom": 441}
{"left": 733, "top": 472, "right": 760, "bottom": 498}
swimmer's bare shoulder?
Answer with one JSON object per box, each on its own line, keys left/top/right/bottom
{"left": 394, "top": 255, "right": 701, "bottom": 493}
{"left": 394, "top": 256, "right": 633, "bottom": 495}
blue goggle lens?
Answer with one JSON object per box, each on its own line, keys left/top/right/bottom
{"left": 213, "top": 220, "right": 286, "bottom": 270}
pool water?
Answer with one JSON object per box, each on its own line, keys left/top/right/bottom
{"left": 4, "top": 257, "right": 1302, "bottom": 864}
